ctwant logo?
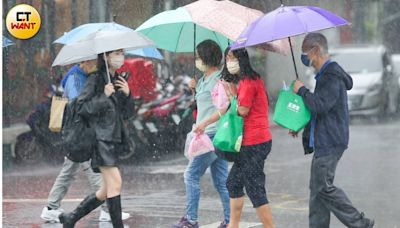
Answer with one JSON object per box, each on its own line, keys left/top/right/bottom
{"left": 6, "top": 4, "right": 41, "bottom": 39}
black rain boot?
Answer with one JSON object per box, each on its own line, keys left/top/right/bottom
{"left": 106, "top": 195, "right": 124, "bottom": 228}
{"left": 59, "top": 193, "right": 104, "bottom": 228}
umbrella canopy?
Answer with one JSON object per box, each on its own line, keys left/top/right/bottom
{"left": 53, "top": 22, "right": 163, "bottom": 60}
{"left": 184, "top": 0, "right": 262, "bottom": 41}
{"left": 136, "top": 7, "right": 230, "bottom": 53}
{"left": 231, "top": 5, "right": 349, "bottom": 78}
{"left": 125, "top": 47, "right": 164, "bottom": 60}
{"left": 3, "top": 36, "right": 14, "bottom": 48}
{"left": 183, "top": 0, "right": 289, "bottom": 55}
{"left": 231, "top": 5, "right": 348, "bottom": 49}
{"left": 53, "top": 22, "right": 132, "bottom": 44}
{"left": 52, "top": 30, "right": 154, "bottom": 67}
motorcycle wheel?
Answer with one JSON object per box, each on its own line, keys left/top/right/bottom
{"left": 15, "top": 132, "right": 44, "bottom": 164}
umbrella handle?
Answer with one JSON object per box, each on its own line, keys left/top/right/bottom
{"left": 193, "top": 23, "right": 197, "bottom": 79}
{"left": 192, "top": 23, "right": 198, "bottom": 96}
{"left": 103, "top": 52, "right": 112, "bottom": 83}
{"left": 288, "top": 37, "right": 299, "bottom": 79}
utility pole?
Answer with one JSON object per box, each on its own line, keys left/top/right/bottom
{"left": 71, "top": 0, "right": 77, "bottom": 27}
{"left": 89, "top": 0, "right": 107, "bottom": 22}
{"left": 353, "top": 0, "right": 366, "bottom": 43}
{"left": 383, "top": 0, "right": 400, "bottom": 53}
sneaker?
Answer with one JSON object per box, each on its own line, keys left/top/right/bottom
{"left": 360, "top": 212, "right": 374, "bottom": 228}
{"left": 172, "top": 216, "right": 186, "bottom": 227}
{"left": 172, "top": 216, "right": 199, "bottom": 228}
{"left": 217, "top": 220, "right": 228, "bottom": 228}
{"left": 367, "top": 219, "right": 375, "bottom": 228}
{"left": 99, "top": 209, "right": 131, "bottom": 222}
{"left": 364, "top": 217, "right": 375, "bottom": 228}
{"left": 40, "top": 206, "right": 64, "bottom": 223}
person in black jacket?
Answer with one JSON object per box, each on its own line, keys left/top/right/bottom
{"left": 292, "top": 33, "right": 374, "bottom": 228}
{"left": 58, "top": 49, "right": 135, "bottom": 228}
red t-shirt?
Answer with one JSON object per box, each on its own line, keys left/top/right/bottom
{"left": 237, "top": 78, "right": 272, "bottom": 146}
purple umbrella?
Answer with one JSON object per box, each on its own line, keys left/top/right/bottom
{"left": 231, "top": 5, "right": 349, "bottom": 78}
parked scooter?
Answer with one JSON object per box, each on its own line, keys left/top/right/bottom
{"left": 129, "top": 93, "right": 181, "bottom": 160}
{"left": 119, "top": 60, "right": 195, "bottom": 162}
{"left": 14, "top": 85, "right": 65, "bottom": 165}
{"left": 125, "top": 89, "right": 194, "bottom": 162}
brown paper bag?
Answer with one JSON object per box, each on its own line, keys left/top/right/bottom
{"left": 49, "top": 96, "right": 68, "bottom": 132}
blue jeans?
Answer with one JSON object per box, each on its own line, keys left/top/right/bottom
{"left": 184, "top": 138, "right": 230, "bottom": 223}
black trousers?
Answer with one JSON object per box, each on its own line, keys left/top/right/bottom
{"left": 309, "top": 149, "right": 370, "bottom": 228}
{"left": 226, "top": 141, "right": 272, "bottom": 208}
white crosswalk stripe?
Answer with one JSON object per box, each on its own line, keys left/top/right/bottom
{"left": 200, "top": 222, "right": 262, "bottom": 228}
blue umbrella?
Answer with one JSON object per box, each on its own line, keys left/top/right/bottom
{"left": 53, "top": 22, "right": 163, "bottom": 60}
{"left": 3, "top": 36, "right": 14, "bottom": 48}
{"left": 125, "top": 47, "right": 164, "bottom": 60}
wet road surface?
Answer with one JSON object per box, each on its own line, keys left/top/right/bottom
{"left": 3, "top": 117, "right": 400, "bottom": 227}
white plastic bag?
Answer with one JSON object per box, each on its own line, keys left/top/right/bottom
{"left": 184, "top": 131, "right": 196, "bottom": 159}
{"left": 187, "top": 133, "right": 214, "bottom": 159}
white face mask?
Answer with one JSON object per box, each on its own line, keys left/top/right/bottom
{"left": 195, "top": 59, "right": 207, "bottom": 72}
{"left": 226, "top": 60, "right": 240, "bottom": 74}
{"left": 109, "top": 55, "right": 125, "bottom": 69}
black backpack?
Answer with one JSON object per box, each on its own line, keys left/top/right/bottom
{"left": 61, "top": 98, "right": 96, "bottom": 162}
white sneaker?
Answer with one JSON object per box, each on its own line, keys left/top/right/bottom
{"left": 40, "top": 206, "right": 64, "bottom": 223}
{"left": 99, "top": 209, "right": 130, "bottom": 222}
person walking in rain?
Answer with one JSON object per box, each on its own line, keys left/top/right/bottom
{"left": 172, "top": 40, "right": 230, "bottom": 228}
{"left": 58, "top": 49, "right": 135, "bottom": 228}
{"left": 292, "top": 32, "right": 374, "bottom": 228}
{"left": 40, "top": 60, "right": 130, "bottom": 223}
{"left": 194, "top": 48, "right": 274, "bottom": 228}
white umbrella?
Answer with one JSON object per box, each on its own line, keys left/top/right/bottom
{"left": 53, "top": 30, "right": 154, "bottom": 66}
{"left": 53, "top": 30, "right": 154, "bottom": 82}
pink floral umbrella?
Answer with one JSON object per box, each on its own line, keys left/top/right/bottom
{"left": 183, "top": 0, "right": 289, "bottom": 55}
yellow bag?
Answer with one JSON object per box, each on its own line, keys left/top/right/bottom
{"left": 49, "top": 96, "right": 68, "bottom": 132}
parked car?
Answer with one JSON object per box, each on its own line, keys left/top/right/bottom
{"left": 306, "top": 45, "right": 399, "bottom": 116}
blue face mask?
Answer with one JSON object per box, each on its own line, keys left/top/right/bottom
{"left": 301, "top": 53, "right": 311, "bottom": 67}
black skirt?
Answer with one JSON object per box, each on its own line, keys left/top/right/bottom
{"left": 91, "top": 140, "right": 120, "bottom": 173}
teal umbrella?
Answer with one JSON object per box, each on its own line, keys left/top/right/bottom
{"left": 136, "top": 7, "right": 231, "bottom": 53}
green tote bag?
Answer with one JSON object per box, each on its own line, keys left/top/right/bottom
{"left": 273, "top": 84, "right": 311, "bottom": 132}
{"left": 213, "top": 97, "right": 243, "bottom": 153}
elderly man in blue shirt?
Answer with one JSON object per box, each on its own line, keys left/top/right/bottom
{"left": 292, "top": 33, "right": 374, "bottom": 228}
